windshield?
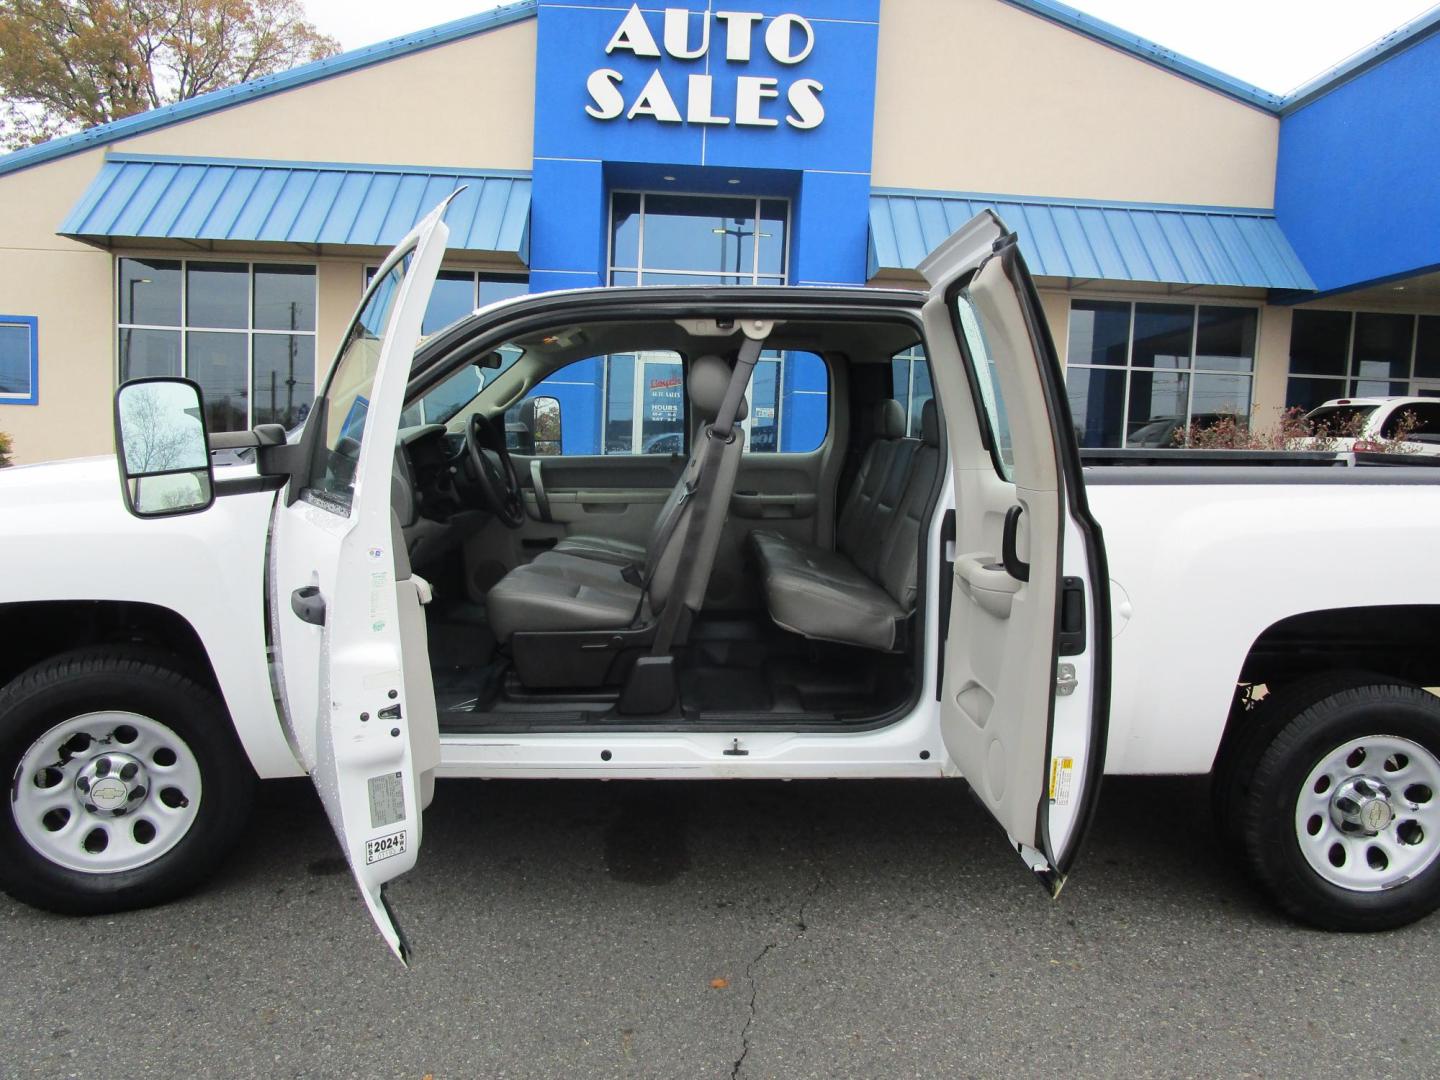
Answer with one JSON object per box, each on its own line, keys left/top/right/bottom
{"left": 401, "top": 345, "right": 523, "bottom": 428}
{"left": 1305, "top": 404, "right": 1378, "bottom": 434}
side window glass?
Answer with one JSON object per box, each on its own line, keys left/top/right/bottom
{"left": 890, "top": 346, "right": 933, "bottom": 437}
{"left": 1384, "top": 402, "right": 1440, "bottom": 438}
{"left": 744, "top": 351, "right": 828, "bottom": 454}
{"left": 503, "top": 352, "right": 685, "bottom": 456}
{"left": 954, "top": 291, "right": 1014, "bottom": 479}
{"left": 307, "top": 257, "right": 409, "bottom": 510}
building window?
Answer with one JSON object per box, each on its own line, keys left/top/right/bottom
{"left": 891, "top": 347, "right": 934, "bottom": 437}
{"left": 608, "top": 191, "right": 788, "bottom": 286}
{"left": 117, "top": 259, "right": 317, "bottom": 432}
{"left": 0, "top": 315, "right": 39, "bottom": 406}
{"left": 1065, "top": 300, "right": 1258, "bottom": 448}
{"left": 604, "top": 192, "right": 821, "bottom": 452}
{"left": 366, "top": 266, "right": 529, "bottom": 337}
{"left": 1286, "top": 311, "right": 1440, "bottom": 410}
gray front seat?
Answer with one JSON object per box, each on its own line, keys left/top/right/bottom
{"left": 487, "top": 354, "right": 748, "bottom": 645}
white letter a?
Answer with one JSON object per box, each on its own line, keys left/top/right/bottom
{"left": 606, "top": 4, "right": 662, "bottom": 57}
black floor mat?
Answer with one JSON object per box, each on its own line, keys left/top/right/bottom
{"left": 680, "top": 667, "right": 773, "bottom": 712}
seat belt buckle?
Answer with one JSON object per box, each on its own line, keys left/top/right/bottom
{"left": 620, "top": 563, "right": 645, "bottom": 588}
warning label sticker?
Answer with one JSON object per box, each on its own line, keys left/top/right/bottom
{"left": 1049, "top": 756, "right": 1075, "bottom": 806}
{"left": 367, "top": 771, "right": 406, "bottom": 829}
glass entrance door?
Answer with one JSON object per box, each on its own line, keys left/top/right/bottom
{"left": 635, "top": 353, "right": 685, "bottom": 455}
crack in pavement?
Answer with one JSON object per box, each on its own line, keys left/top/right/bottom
{"left": 731, "top": 871, "right": 830, "bottom": 1079}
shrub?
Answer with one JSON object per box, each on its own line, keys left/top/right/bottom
{"left": 1173, "top": 406, "right": 1422, "bottom": 454}
{"left": 0, "top": 429, "right": 12, "bottom": 468}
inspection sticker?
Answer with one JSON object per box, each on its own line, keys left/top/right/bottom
{"left": 367, "top": 771, "right": 406, "bottom": 829}
{"left": 365, "top": 829, "right": 407, "bottom": 866}
{"left": 1049, "top": 756, "right": 1074, "bottom": 806}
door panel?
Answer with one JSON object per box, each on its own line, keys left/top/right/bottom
{"left": 267, "top": 198, "right": 451, "bottom": 963}
{"left": 921, "top": 211, "right": 1108, "bottom": 889}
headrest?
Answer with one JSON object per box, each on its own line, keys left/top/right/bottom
{"left": 689, "top": 355, "right": 748, "bottom": 421}
{"left": 920, "top": 399, "right": 939, "bottom": 447}
{"left": 874, "top": 399, "right": 906, "bottom": 440}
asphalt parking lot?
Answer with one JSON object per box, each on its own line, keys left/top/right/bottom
{"left": 3, "top": 774, "right": 1438, "bottom": 1079}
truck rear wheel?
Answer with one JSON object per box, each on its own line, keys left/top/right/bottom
{"left": 0, "top": 649, "right": 254, "bottom": 915}
{"left": 1238, "top": 679, "right": 1440, "bottom": 931}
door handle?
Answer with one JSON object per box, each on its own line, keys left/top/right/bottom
{"left": 1002, "top": 505, "right": 1030, "bottom": 583}
{"left": 291, "top": 585, "right": 326, "bottom": 626}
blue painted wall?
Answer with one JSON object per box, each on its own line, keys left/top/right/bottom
{"left": 1277, "top": 30, "right": 1440, "bottom": 294}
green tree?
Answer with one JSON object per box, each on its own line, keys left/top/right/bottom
{"left": 0, "top": 0, "right": 339, "bottom": 149}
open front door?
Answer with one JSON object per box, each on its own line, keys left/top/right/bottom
{"left": 921, "top": 212, "right": 1110, "bottom": 894}
{"left": 266, "top": 198, "right": 453, "bottom": 962}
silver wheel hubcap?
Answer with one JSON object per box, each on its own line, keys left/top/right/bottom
{"left": 1295, "top": 735, "right": 1440, "bottom": 892}
{"left": 11, "top": 712, "right": 203, "bottom": 874}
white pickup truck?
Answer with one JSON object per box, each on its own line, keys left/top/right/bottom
{"left": 4, "top": 202, "right": 1440, "bottom": 962}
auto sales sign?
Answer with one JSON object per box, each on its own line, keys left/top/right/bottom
{"left": 533, "top": 0, "right": 878, "bottom": 175}
{"left": 585, "top": 6, "right": 826, "bottom": 130}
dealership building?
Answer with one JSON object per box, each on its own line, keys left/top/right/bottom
{"left": 2, "top": 0, "right": 1440, "bottom": 464}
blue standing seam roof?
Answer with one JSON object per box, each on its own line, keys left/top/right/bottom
{"left": 868, "top": 190, "right": 1316, "bottom": 292}
{"left": 60, "top": 155, "right": 532, "bottom": 258}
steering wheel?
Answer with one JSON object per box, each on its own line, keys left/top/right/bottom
{"left": 463, "top": 413, "right": 525, "bottom": 528}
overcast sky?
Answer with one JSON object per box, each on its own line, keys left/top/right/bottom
{"left": 301, "top": 0, "right": 1437, "bottom": 95}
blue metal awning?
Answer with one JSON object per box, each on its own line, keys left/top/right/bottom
{"left": 869, "top": 189, "right": 1315, "bottom": 291}
{"left": 60, "top": 154, "right": 531, "bottom": 259}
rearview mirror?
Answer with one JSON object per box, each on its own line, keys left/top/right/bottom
{"left": 114, "top": 377, "right": 215, "bottom": 518}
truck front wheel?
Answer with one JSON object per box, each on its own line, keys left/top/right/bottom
{"left": 1240, "top": 680, "right": 1440, "bottom": 931}
{"left": 0, "top": 649, "right": 254, "bottom": 915}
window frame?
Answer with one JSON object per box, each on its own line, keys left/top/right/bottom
{"left": 1063, "top": 297, "right": 1262, "bottom": 448}
{"left": 1286, "top": 308, "right": 1440, "bottom": 408}
{"left": 606, "top": 190, "right": 792, "bottom": 287}
{"left": 0, "top": 314, "right": 39, "bottom": 406}
{"left": 114, "top": 256, "right": 318, "bottom": 431}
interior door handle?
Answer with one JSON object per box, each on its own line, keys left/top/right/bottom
{"left": 291, "top": 585, "right": 326, "bottom": 626}
{"left": 1002, "top": 505, "right": 1030, "bottom": 583}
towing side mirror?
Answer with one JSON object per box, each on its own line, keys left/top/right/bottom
{"left": 528, "top": 395, "right": 562, "bottom": 456}
{"left": 511, "top": 395, "right": 563, "bottom": 456}
{"left": 114, "top": 377, "right": 215, "bottom": 518}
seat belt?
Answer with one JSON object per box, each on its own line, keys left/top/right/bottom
{"left": 650, "top": 334, "right": 766, "bottom": 655}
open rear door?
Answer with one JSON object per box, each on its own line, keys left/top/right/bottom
{"left": 266, "top": 197, "right": 454, "bottom": 962}
{"left": 920, "top": 212, "right": 1110, "bottom": 893}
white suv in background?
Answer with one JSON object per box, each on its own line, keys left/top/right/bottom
{"left": 1304, "top": 396, "right": 1440, "bottom": 455}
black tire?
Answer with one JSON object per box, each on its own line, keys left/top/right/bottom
{"left": 1211, "top": 671, "right": 1387, "bottom": 857}
{"left": 0, "top": 648, "right": 255, "bottom": 915}
{"left": 1238, "top": 679, "right": 1440, "bottom": 931}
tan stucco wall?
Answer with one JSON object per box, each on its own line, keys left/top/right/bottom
{"left": 0, "top": 151, "right": 116, "bottom": 465}
{"left": 1253, "top": 304, "right": 1293, "bottom": 423}
{"left": 872, "top": 0, "right": 1279, "bottom": 207}
{"left": 116, "top": 19, "right": 536, "bottom": 169}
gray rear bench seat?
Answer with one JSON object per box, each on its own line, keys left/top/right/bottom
{"left": 750, "top": 399, "right": 939, "bottom": 652}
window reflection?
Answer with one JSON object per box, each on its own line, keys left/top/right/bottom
{"left": 1066, "top": 300, "right": 1258, "bottom": 448}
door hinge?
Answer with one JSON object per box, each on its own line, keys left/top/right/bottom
{"left": 1055, "top": 662, "right": 1078, "bottom": 697}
